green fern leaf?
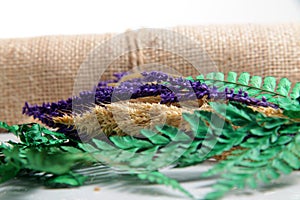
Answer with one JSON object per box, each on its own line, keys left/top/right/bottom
{"left": 250, "top": 75, "right": 263, "bottom": 88}
{"left": 203, "top": 134, "right": 300, "bottom": 200}
{"left": 290, "top": 82, "right": 300, "bottom": 99}
{"left": 262, "top": 76, "right": 277, "bottom": 92}
{"left": 206, "top": 72, "right": 217, "bottom": 80}
{"left": 155, "top": 125, "right": 191, "bottom": 142}
{"left": 196, "top": 74, "right": 204, "bottom": 80}
{"left": 276, "top": 78, "right": 292, "bottom": 96}
{"left": 92, "top": 138, "right": 117, "bottom": 151}
{"left": 280, "top": 150, "right": 300, "bottom": 169}
{"left": 191, "top": 71, "right": 300, "bottom": 104}
{"left": 266, "top": 167, "right": 280, "bottom": 179}
{"left": 237, "top": 72, "right": 250, "bottom": 85}
{"left": 214, "top": 72, "right": 225, "bottom": 81}
{"left": 110, "top": 136, "right": 153, "bottom": 150}
{"left": 209, "top": 102, "right": 253, "bottom": 126}
{"left": 45, "top": 173, "right": 87, "bottom": 187}
{"left": 137, "top": 171, "right": 194, "bottom": 199}
{"left": 256, "top": 170, "right": 271, "bottom": 184}
{"left": 140, "top": 129, "right": 170, "bottom": 145}
{"left": 227, "top": 71, "right": 237, "bottom": 83}
{"left": 272, "top": 158, "right": 293, "bottom": 174}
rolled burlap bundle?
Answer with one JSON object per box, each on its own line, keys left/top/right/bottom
{"left": 1, "top": 24, "right": 300, "bottom": 125}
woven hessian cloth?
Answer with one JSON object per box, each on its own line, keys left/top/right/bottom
{"left": 0, "top": 24, "right": 300, "bottom": 125}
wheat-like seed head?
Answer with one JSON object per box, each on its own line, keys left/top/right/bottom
{"left": 52, "top": 97, "right": 284, "bottom": 138}
{"left": 53, "top": 102, "right": 196, "bottom": 137}
{"left": 248, "top": 106, "right": 284, "bottom": 117}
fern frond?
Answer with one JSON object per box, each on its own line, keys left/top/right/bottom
{"left": 177, "top": 109, "right": 246, "bottom": 167}
{"left": 202, "top": 134, "right": 300, "bottom": 200}
{"left": 194, "top": 71, "right": 300, "bottom": 104}
{"left": 78, "top": 126, "right": 194, "bottom": 198}
{"left": 78, "top": 125, "right": 192, "bottom": 171}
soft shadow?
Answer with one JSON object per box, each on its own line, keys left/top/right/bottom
{"left": 0, "top": 169, "right": 188, "bottom": 200}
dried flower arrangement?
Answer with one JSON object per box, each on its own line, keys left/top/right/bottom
{"left": 1, "top": 70, "right": 300, "bottom": 199}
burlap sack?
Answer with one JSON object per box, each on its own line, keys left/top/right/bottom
{"left": 0, "top": 24, "right": 299, "bottom": 125}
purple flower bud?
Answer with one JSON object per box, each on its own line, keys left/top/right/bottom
{"left": 238, "top": 88, "right": 243, "bottom": 95}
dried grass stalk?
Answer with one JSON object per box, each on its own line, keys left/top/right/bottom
{"left": 53, "top": 102, "right": 195, "bottom": 137}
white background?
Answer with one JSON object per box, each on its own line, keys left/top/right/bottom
{"left": 0, "top": 0, "right": 300, "bottom": 38}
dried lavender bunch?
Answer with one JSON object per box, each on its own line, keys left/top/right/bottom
{"left": 22, "top": 71, "right": 278, "bottom": 137}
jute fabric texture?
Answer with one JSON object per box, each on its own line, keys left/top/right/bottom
{"left": 0, "top": 24, "right": 299, "bottom": 125}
